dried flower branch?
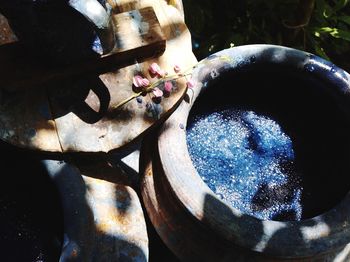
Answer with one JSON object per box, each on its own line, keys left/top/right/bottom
{"left": 112, "top": 56, "right": 233, "bottom": 111}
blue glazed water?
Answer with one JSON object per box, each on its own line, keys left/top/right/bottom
{"left": 187, "top": 109, "right": 303, "bottom": 221}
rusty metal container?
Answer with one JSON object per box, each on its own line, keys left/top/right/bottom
{"left": 140, "top": 45, "right": 350, "bottom": 261}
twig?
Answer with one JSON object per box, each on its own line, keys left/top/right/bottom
{"left": 111, "top": 57, "right": 231, "bottom": 111}
{"left": 283, "top": 0, "right": 316, "bottom": 44}
{"left": 112, "top": 73, "right": 192, "bottom": 110}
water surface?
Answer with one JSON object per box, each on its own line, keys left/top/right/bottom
{"left": 187, "top": 109, "right": 303, "bottom": 221}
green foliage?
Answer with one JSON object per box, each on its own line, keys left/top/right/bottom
{"left": 183, "top": 0, "right": 350, "bottom": 69}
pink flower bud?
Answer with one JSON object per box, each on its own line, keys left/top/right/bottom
{"left": 186, "top": 79, "right": 195, "bottom": 88}
{"left": 157, "top": 70, "right": 166, "bottom": 78}
{"left": 141, "top": 78, "right": 150, "bottom": 87}
{"left": 133, "top": 75, "right": 150, "bottom": 88}
{"left": 149, "top": 62, "right": 161, "bottom": 75}
{"left": 164, "top": 81, "right": 173, "bottom": 93}
{"left": 174, "top": 64, "right": 181, "bottom": 73}
{"left": 133, "top": 75, "right": 144, "bottom": 88}
{"left": 152, "top": 87, "right": 163, "bottom": 98}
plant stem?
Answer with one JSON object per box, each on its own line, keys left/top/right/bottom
{"left": 112, "top": 92, "right": 143, "bottom": 109}
{"left": 284, "top": 0, "right": 315, "bottom": 45}
{"left": 112, "top": 72, "right": 192, "bottom": 110}
{"left": 111, "top": 58, "right": 218, "bottom": 111}
{"left": 296, "top": 0, "right": 316, "bottom": 27}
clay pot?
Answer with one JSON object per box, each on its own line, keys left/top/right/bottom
{"left": 140, "top": 45, "right": 350, "bottom": 261}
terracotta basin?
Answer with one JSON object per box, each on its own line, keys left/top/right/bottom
{"left": 141, "top": 45, "right": 350, "bottom": 261}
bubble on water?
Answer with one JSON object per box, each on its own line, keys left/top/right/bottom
{"left": 187, "top": 109, "right": 303, "bottom": 221}
{"left": 237, "top": 61, "right": 245, "bottom": 67}
{"left": 210, "top": 69, "right": 219, "bottom": 79}
{"left": 250, "top": 56, "right": 256, "bottom": 63}
{"left": 304, "top": 64, "right": 315, "bottom": 73}
{"left": 330, "top": 66, "right": 337, "bottom": 74}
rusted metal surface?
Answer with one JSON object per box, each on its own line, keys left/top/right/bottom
{"left": 0, "top": 13, "right": 16, "bottom": 45}
{"left": 0, "top": 7, "right": 166, "bottom": 92}
{"left": 109, "top": 0, "right": 185, "bottom": 18}
{"left": 69, "top": 0, "right": 115, "bottom": 55}
{"left": 45, "top": 160, "right": 148, "bottom": 261}
{"left": 140, "top": 46, "right": 350, "bottom": 261}
{"left": 0, "top": 86, "right": 61, "bottom": 152}
{"left": 0, "top": 1, "right": 196, "bottom": 153}
{"left": 48, "top": 59, "right": 187, "bottom": 153}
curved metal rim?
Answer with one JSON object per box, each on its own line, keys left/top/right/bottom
{"left": 158, "top": 44, "right": 350, "bottom": 258}
{"left": 69, "top": 0, "right": 115, "bottom": 54}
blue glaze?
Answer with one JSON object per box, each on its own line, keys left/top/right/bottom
{"left": 306, "top": 55, "right": 350, "bottom": 93}
{"left": 187, "top": 109, "right": 303, "bottom": 221}
{"left": 331, "top": 66, "right": 337, "bottom": 74}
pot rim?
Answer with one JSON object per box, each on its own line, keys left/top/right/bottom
{"left": 157, "top": 44, "right": 350, "bottom": 258}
